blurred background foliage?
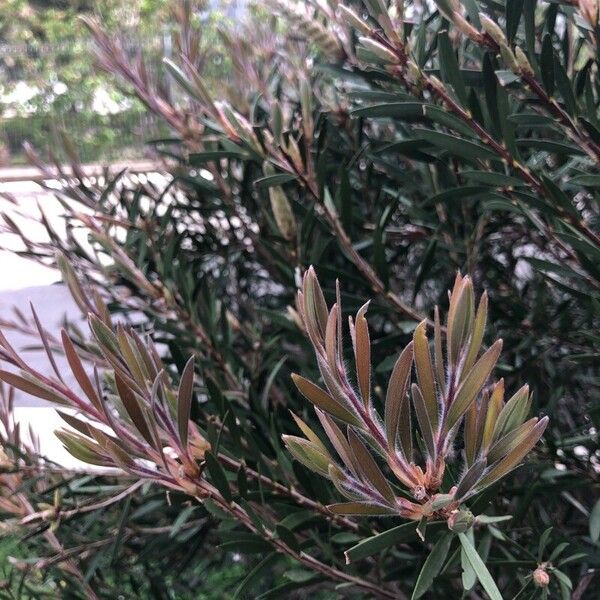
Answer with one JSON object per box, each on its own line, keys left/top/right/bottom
{"left": 0, "top": 0, "right": 598, "bottom": 598}
{"left": 0, "top": 0, "right": 240, "bottom": 165}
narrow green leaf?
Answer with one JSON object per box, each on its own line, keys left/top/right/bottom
{"left": 205, "top": 451, "right": 232, "bottom": 503}
{"left": 462, "top": 292, "right": 488, "bottom": 375}
{"left": 477, "top": 417, "right": 549, "bottom": 489}
{"left": 538, "top": 527, "right": 553, "bottom": 561}
{"left": 461, "top": 171, "right": 524, "bottom": 187}
{"left": 506, "top": 0, "right": 524, "bottom": 44}
{"left": 283, "top": 435, "right": 332, "bottom": 476}
{"left": 540, "top": 34, "right": 555, "bottom": 96}
{"left": 254, "top": 173, "right": 298, "bottom": 188}
{"left": 516, "top": 139, "right": 585, "bottom": 156}
{"left": 554, "top": 58, "right": 576, "bottom": 116}
{"left": 412, "top": 532, "right": 454, "bottom": 599}
{"left": 458, "top": 533, "right": 503, "bottom": 600}
{"left": 55, "top": 430, "right": 110, "bottom": 466}
{"left": 418, "top": 129, "right": 499, "bottom": 161}
{"left": 438, "top": 31, "right": 467, "bottom": 106}
{"left": 345, "top": 521, "right": 432, "bottom": 562}
{"left": 233, "top": 553, "right": 279, "bottom": 599}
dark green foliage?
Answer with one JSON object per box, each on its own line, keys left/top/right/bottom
{"left": 0, "top": 0, "right": 598, "bottom": 598}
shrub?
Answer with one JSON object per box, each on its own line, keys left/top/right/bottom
{"left": 0, "top": 1, "right": 598, "bottom": 598}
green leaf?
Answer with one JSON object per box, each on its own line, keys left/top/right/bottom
{"left": 163, "top": 58, "right": 212, "bottom": 105}
{"left": 61, "top": 329, "right": 101, "bottom": 410}
{"left": 427, "top": 186, "right": 489, "bottom": 205}
{"left": 554, "top": 58, "right": 576, "bottom": 116}
{"left": 438, "top": 31, "right": 467, "bottom": 106}
{"left": 506, "top": 0, "right": 524, "bottom": 44}
{"left": 516, "top": 139, "right": 585, "bottom": 156}
{"left": 570, "top": 174, "right": 600, "bottom": 186}
{"left": 589, "top": 499, "right": 600, "bottom": 542}
{"left": 461, "top": 171, "right": 524, "bottom": 187}
{"left": 351, "top": 102, "right": 425, "bottom": 118}
{"left": 189, "top": 150, "right": 247, "bottom": 164}
{"left": 275, "top": 524, "right": 300, "bottom": 553}
{"left": 458, "top": 533, "right": 503, "bottom": 600}
{"left": 254, "top": 173, "right": 298, "bottom": 188}
{"left": 412, "top": 532, "right": 454, "bottom": 599}
{"left": 233, "top": 553, "right": 279, "bottom": 599}
{"left": 205, "top": 452, "right": 232, "bottom": 503}
{"left": 344, "top": 521, "right": 445, "bottom": 562}
{"left": 417, "top": 129, "right": 499, "bottom": 161}
{"left": 170, "top": 506, "right": 196, "bottom": 538}
{"left": 540, "top": 34, "right": 554, "bottom": 96}
{"left": 412, "top": 384, "right": 436, "bottom": 457}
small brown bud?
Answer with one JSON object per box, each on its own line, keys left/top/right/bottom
{"left": 453, "top": 13, "right": 483, "bottom": 43}
{"left": 406, "top": 60, "right": 422, "bottom": 85}
{"left": 480, "top": 14, "right": 507, "bottom": 46}
{"left": 515, "top": 47, "right": 533, "bottom": 75}
{"left": 358, "top": 37, "right": 400, "bottom": 64}
{"left": 339, "top": 5, "right": 373, "bottom": 36}
{"left": 500, "top": 43, "right": 519, "bottom": 74}
{"left": 269, "top": 186, "right": 297, "bottom": 241}
{"left": 533, "top": 567, "right": 550, "bottom": 588}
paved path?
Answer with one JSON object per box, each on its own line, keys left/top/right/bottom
{"left": 0, "top": 159, "right": 161, "bottom": 183}
{"left": 0, "top": 166, "right": 164, "bottom": 468}
{"left": 0, "top": 284, "right": 92, "bottom": 466}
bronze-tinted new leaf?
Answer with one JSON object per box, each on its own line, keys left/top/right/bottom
{"left": 0, "top": 370, "right": 70, "bottom": 406}
{"left": 327, "top": 502, "right": 397, "bottom": 516}
{"left": 353, "top": 302, "right": 371, "bottom": 408}
{"left": 114, "top": 372, "right": 154, "bottom": 447}
{"left": 413, "top": 321, "right": 438, "bottom": 431}
{"left": 384, "top": 342, "right": 413, "bottom": 455}
{"left": 292, "top": 373, "right": 360, "bottom": 426}
{"left": 348, "top": 429, "right": 395, "bottom": 504}
{"left": 61, "top": 329, "right": 101, "bottom": 411}
{"left": 177, "top": 356, "right": 195, "bottom": 448}
{"left": 411, "top": 383, "right": 436, "bottom": 457}
{"left": 446, "top": 340, "right": 502, "bottom": 431}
